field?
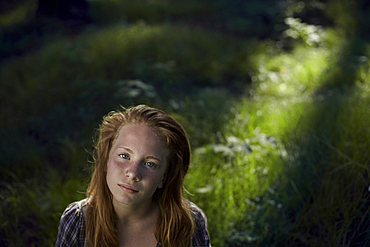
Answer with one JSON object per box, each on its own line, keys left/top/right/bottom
{"left": 1, "top": 0, "right": 369, "bottom": 246}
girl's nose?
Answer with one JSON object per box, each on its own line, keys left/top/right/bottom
{"left": 125, "top": 161, "right": 141, "bottom": 181}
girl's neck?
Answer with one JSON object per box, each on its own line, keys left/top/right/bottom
{"left": 113, "top": 199, "right": 159, "bottom": 224}
{"left": 115, "top": 202, "right": 160, "bottom": 247}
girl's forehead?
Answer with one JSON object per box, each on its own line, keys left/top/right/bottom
{"left": 112, "top": 124, "right": 169, "bottom": 156}
{"left": 116, "top": 123, "right": 167, "bottom": 142}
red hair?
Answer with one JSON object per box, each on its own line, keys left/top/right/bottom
{"left": 86, "top": 105, "right": 195, "bottom": 247}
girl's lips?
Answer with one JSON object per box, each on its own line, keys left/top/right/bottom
{"left": 119, "top": 184, "right": 139, "bottom": 193}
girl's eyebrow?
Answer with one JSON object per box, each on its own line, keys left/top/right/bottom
{"left": 118, "top": 146, "right": 133, "bottom": 154}
{"left": 146, "top": 156, "right": 162, "bottom": 163}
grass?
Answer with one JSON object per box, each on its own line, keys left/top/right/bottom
{"left": 0, "top": 170, "right": 87, "bottom": 246}
{"left": 1, "top": 0, "right": 370, "bottom": 246}
{"left": 284, "top": 90, "right": 370, "bottom": 246}
{"left": 0, "top": 22, "right": 254, "bottom": 129}
{"left": 184, "top": 24, "right": 370, "bottom": 245}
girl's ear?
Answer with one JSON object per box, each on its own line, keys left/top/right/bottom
{"left": 158, "top": 175, "right": 166, "bottom": 189}
{"left": 158, "top": 169, "right": 169, "bottom": 189}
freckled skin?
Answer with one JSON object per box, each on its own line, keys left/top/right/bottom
{"left": 106, "top": 124, "right": 169, "bottom": 210}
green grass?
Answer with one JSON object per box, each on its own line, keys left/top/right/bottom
{"left": 0, "top": 172, "right": 87, "bottom": 246}
{"left": 1, "top": 0, "right": 370, "bottom": 246}
{"left": 185, "top": 29, "right": 370, "bottom": 245}
{"left": 284, "top": 90, "right": 370, "bottom": 246}
{"left": 0, "top": 22, "right": 254, "bottom": 129}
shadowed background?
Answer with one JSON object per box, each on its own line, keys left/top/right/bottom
{"left": 0, "top": 0, "right": 369, "bottom": 246}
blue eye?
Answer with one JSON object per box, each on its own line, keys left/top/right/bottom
{"left": 145, "top": 161, "right": 157, "bottom": 168}
{"left": 119, "top": 153, "right": 129, "bottom": 159}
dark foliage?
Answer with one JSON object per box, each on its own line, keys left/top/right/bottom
{"left": 36, "top": 0, "right": 90, "bottom": 22}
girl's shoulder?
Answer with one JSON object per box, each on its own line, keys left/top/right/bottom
{"left": 188, "top": 201, "right": 211, "bottom": 246}
{"left": 55, "top": 198, "right": 88, "bottom": 246}
{"left": 189, "top": 201, "right": 208, "bottom": 226}
{"left": 65, "top": 198, "right": 89, "bottom": 214}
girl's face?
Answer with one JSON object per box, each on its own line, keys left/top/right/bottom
{"left": 106, "top": 124, "right": 169, "bottom": 209}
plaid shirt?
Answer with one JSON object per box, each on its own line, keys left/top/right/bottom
{"left": 55, "top": 199, "right": 211, "bottom": 247}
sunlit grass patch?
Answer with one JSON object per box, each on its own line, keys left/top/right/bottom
{"left": 183, "top": 93, "right": 308, "bottom": 245}
{"left": 203, "top": 86, "right": 370, "bottom": 246}
{"left": 185, "top": 128, "right": 285, "bottom": 246}
{"left": 246, "top": 27, "right": 348, "bottom": 100}
{"left": 188, "top": 95, "right": 318, "bottom": 245}
{"left": 235, "top": 37, "right": 370, "bottom": 246}
{"left": 249, "top": 44, "right": 333, "bottom": 98}
{"left": 184, "top": 23, "right": 370, "bottom": 245}
{"left": 225, "top": 96, "right": 310, "bottom": 139}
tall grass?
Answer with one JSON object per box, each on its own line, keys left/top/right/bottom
{"left": 184, "top": 26, "right": 370, "bottom": 246}
{"left": 284, "top": 90, "right": 370, "bottom": 246}
{"left": 0, "top": 22, "right": 254, "bottom": 129}
{"left": 1, "top": 0, "right": 370, "bottom": 246}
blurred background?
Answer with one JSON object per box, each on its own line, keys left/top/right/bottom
{"left": 0, "top": 0, "right": 369, "bottom": 246}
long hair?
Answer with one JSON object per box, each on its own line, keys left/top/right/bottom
{"left": 85, "top": 105, "right": 195, "bottom": 247}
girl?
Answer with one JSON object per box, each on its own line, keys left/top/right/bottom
{"left": 55, "top": 105, "right": 210, "bottom": 247}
